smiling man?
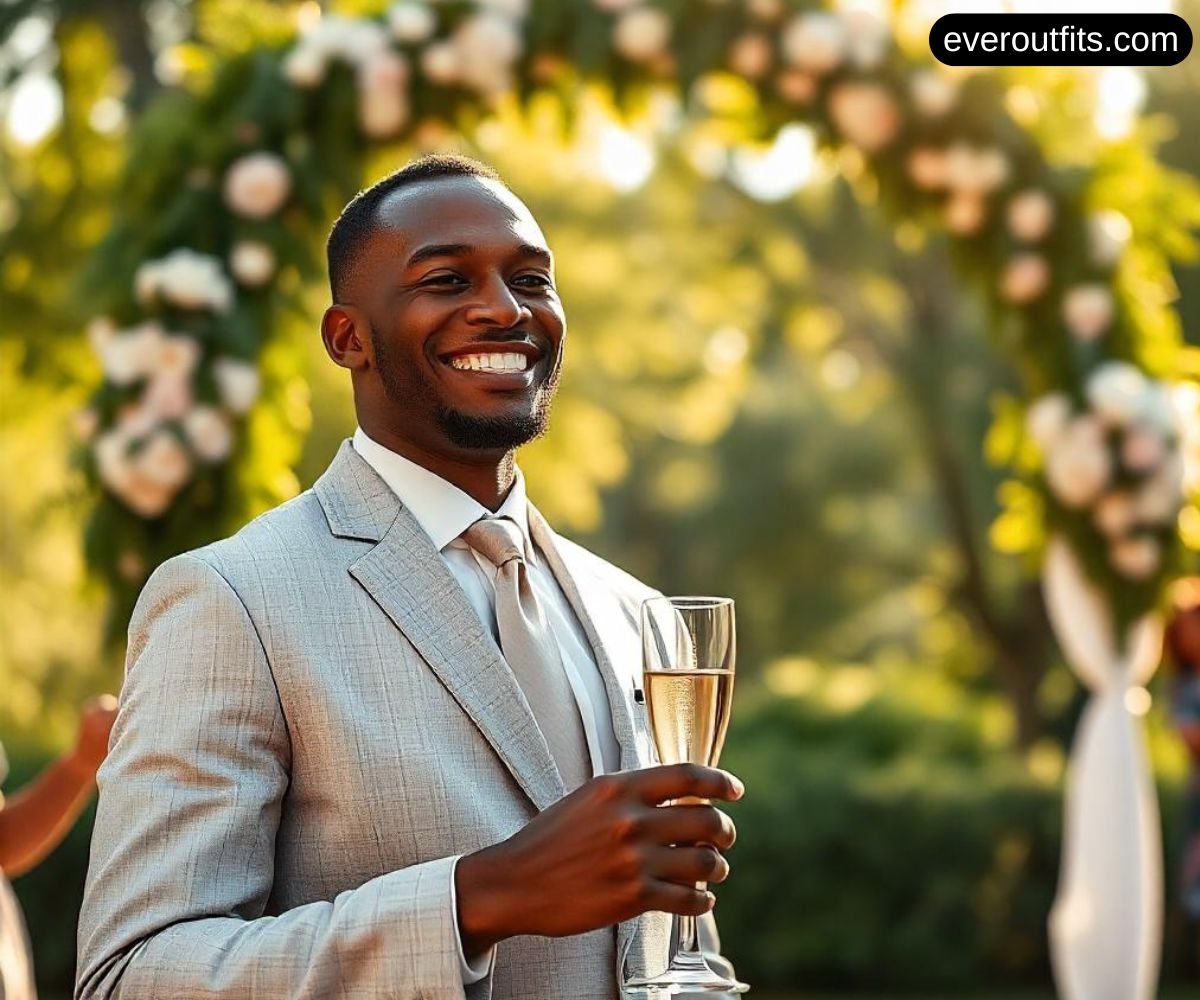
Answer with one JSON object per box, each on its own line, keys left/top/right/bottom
{"left": 76, "top": 155, "right": 743, "bottom": 1000}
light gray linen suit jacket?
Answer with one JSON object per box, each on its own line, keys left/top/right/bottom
{"left": 76, "top": 440, "right": 732, "bottom": 999}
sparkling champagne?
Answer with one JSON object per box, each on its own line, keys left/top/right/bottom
{"left": 644, "top": 668, "right": 735, "bottom": 800}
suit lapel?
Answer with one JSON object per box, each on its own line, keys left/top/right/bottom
{"left": 527, "top": 505, "right": 673, "bottom": 979}
{"left": 316, "top": 441, "right": 564, "bottom": 813}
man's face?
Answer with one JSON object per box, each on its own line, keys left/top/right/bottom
{"left": 345, "top": 175, "right": 565, "bottom": 456}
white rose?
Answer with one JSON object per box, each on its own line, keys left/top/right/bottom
{"left": 908, "top": 147, "right": 947, "bottom": 191}
{"left": 143, "top": 373, "right": 193, "bottom": 420}
{"left": 775, "top": 69, "right": 816, "bottom": 104}
{"left": 133, "top": 429, "right": 192, "bottom": 489}
{"left": 134, "top": 259, "right": 163, "bottom": 306}
{"left": 1121, "top": 424, "right": 1167, "bottom": 473}
{"left": 613, "top": 7, "right": 672, "bottom": 63}
{"left": 388, "top": 2, "right": 438, "bottom": 43}
{"left": 842, "top": 10, "right": 889, "bottom": 70}
{"left": 944, "top": 144, "right": 1009, "bottom": 195}
{"left": 1062, "top": 283, "right": 1114, "bottom": 342}
{"left": 304, "top": 15, "right": 389, "bottom": 67}
{"left": 456, "top": 12, "right": 522, "bottom": 64}
{"left": 230, "top": 240, "right": 277, "bottom": 287}
{"left": 945, "top": 192, "right": 986, "bottom": 236}
{"left": 115, "top": 401, "right": 159, "bottom": 438}
{"left": 781, "top": 12, "right": 846, "bottom": 75}
{"left": 95, "top": 429, "right": 132, "bottom": 491}
{"left": 1110, "top": 536, "right": 1160, "bottom": 581}
{"left": 1026, "top": 393, "right": 1072, "bottom": 451}
{"left": 1007, "top": 190, "right": 1055, "bottom": 243}
{"left": 452, "top": 14, "right": 520, "bottom": 94}
{"left": 1095, "top": 491, "right": 1137, "bottom": 537}
{"left": 910, "top": 70, "right": 957, "bottom": 118}
{"left": 223, "top": 152, "right": 292, "bottom": 220}
{"left": 138, "top": 249, "right": 234, "bottom": 313}
{"left": 213, "top": 357, "right": 261, "bottom": 415}
{"left": 421, "top": 41, "right": 460, "bottom": 84}
{"left": 827, "top": 81, "right": 901, "bottom": 153}
{"left": 728, "top": 33, "right": 772, "bottom": 79}
{"left": 102, "top": 322, "right": 165, "bottom": 386}
{"left": 282, "top": 44, "right": 326, "bottom": 88}
{"left": 1088, "top": 210, "right": 1131, "bottom": 268}
{"left": 1141, "top": 383, "right": 1178, "bottom": 437}
{"left": 1135, "top": 454, "right": 1184, "bottom": 522}
{"left": 183, "top": 406, "right": 235, "bottom": 462}
{"left": 358, "top": 50, "right": 412, "bottom": 137}
{"left": 1045, "top": 416, "right": 1111, "bottom": 508}
{"left": 1087, "top": 361, "right": 1150, "bottom": 427}
{"left": 1000, "top": 253, "right": 1050, "bottom": 304}
{"left": 155, "top": 334, "right": 201, "bottom": 379}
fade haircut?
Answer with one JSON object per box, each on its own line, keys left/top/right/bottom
{"left": 326, "top": 154, "right": 503, "bottom": 302}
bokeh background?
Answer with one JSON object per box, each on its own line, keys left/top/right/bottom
{"left": 3, "top": 0, "right": 1200, "bottom": 996}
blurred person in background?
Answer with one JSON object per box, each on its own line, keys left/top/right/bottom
{"left": 0, "top": 696, "right": 118, "bottom": 1000}
{"left": 1166, "top": 578, "right": 1200, "bottom": 964}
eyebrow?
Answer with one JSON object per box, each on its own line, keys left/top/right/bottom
{"left": 405, "top": 242, "right": 554, "bottom": 269}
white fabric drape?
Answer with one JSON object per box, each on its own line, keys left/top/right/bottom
{"left": 1042, "top": 536, "right": 1163, "bottom": 1000}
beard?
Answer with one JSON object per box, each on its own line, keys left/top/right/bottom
{"left": 371, "top": 322, "right": 560, "bottom": 451}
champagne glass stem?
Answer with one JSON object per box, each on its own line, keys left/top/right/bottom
{"left": 677, "top": 887, "right": 704, "bottom": 954}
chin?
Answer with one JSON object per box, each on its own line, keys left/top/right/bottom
{"left": 436, "top": 404, "right": 551, "bottom": 451}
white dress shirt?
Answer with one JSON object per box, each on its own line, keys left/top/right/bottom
{"left": 352, "top": 427, "right": 621, "bottom": 984}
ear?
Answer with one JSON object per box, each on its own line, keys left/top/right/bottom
{"left": 321, "top": 304, "right": 372, "bottom": 372}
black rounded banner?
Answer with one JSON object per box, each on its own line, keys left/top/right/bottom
{"left": 930, "top": 13, "right": 1192, "bottom": 67}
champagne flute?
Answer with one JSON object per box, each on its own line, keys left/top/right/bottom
{"left": 623, "top": 596, "right": 749, "bottom": 996}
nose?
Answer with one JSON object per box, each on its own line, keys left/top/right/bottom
{"left": 464, "top": 272, "right": 531, "bottom": 330}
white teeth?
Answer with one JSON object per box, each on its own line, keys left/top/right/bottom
{"left": 449, "top": 352, "right": 530, "bottom": 372}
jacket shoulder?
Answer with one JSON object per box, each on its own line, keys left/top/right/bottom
{"left": 161, "top": 489, "right": 335, "bottom": 592}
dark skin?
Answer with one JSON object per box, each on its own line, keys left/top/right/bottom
{"left": 321, "top": 175, "right": 744, "bottom": 957}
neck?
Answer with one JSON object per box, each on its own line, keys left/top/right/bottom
{"left": 360, "top": 422, "right": 517, "bottom": 510}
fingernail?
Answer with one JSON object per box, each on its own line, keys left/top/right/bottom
{"left": 731, "top": 777, "right": 745, "bottom": 798}
{"left": 706, "top": 892, "right": 716, "bottom": 909}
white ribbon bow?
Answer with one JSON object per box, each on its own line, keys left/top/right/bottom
{"left": 1042, "top": 536, "right": 1163, "bottom": 1000}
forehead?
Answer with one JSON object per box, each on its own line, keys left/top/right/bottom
{"left": 374, "top": 175, "right": 549, "bottom": 256}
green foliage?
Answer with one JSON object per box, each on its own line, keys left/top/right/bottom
{"left": 714, "top": 668, "right": 1187, "bottom": 992}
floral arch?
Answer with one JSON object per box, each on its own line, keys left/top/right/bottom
{"left": 77, "top": 3, "right": 1200, "bottom": 995}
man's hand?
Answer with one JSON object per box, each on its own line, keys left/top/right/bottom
{"left": 454, "top": 764, "right": 743, "bottom": 955}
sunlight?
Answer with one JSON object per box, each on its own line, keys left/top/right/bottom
{"left": 5, "top": 72, "right": 61, "bottom": 146}
{"left": 592, "top": 123, "right": 656, "bottom": 193}
{"left": 729, "top": 124, "right": 818, "bottom": 203}
{"left": 1094, "top": 66, "right": 1147, "bottom": 140}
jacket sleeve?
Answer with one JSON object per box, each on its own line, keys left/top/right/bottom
{"left": 75, "top": 552, "right": 484, "bottom": 1000}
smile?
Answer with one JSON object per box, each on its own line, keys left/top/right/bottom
{"left": 448, "top": 352, "right": 530, "bottom": 373}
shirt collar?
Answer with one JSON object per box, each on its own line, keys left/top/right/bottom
{"left": 351, "top": 426, "right": 532, "bottom": 557}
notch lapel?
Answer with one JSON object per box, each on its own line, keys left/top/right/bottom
{"left": 526, "top": 505, "right": 673, "bottom": 980}
{"left": 315, "top": 441, "right": 565, "bottom": 814}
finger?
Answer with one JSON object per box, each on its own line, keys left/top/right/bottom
{"left": 629, "top": 764, "right": 744, "bottom": 806}
{"left": 643, "top": 880, "right": 716, "bottom": 917}
{"left": 648, "top": 845, "right": 729, "bottom": 886}
{"left": 643, "top": 804, "right": 736, "bottom": 851}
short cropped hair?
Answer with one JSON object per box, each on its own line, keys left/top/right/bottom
{"left": 326, "top": 154, "right": 502, "bottom": 301}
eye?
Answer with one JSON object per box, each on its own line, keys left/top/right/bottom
{"left": 420, "top": 272, "right": 467, "bottom": 288}
{"left": 512, "top": 273, "right": 554, "bottom": 290}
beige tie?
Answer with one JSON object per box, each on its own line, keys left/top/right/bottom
{"left": 462, "top": 516, "right": 593, "bottom": 793}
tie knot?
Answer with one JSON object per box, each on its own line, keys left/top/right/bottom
{"left": 463, "top": 516, "right": 526, "bottom": 567}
